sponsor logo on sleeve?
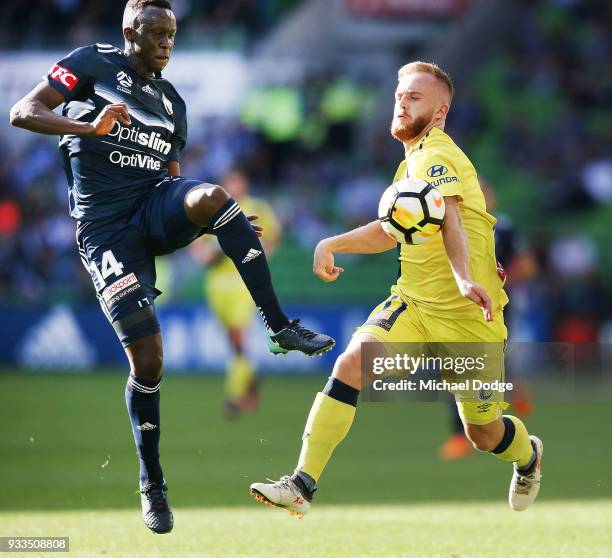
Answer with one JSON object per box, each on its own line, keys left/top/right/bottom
{"left": 48, "top": 64, "right": 79, "bottom": 90}
{"left": 102, "top": 272, "right": 140, "bottom": 303}
{"left": 427, "top": 164, "right": 448, "bottom": 178}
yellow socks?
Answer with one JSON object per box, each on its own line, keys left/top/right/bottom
{"left": 491, "top": 415, "right": 534, "bottom": 468}
{"left": 296, "top": 392, "right": 356, "bottom": 482}
{"left": 225, "top": 354, "right": 254, "bottom": 400}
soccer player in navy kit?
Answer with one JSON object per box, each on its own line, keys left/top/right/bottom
{"left": 10, "top": 0, "right": 334, "bottom": 534}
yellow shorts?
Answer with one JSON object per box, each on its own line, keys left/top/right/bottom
{"left": 356, "top": 287, "right": 509, "bottom": 425}
{"left": 205, "top": 273, "right": 255, "bottom": 329}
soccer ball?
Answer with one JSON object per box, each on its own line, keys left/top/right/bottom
{"left": 378, "top": 178, "right": 445, "bottom": 244}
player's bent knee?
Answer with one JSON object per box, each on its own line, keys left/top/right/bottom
{"left": 332, "top": 348, "right": 362, "bottom": 389}
{"left": 131, "top": 354, "right": 163, "bottom": 382}
{"left": 125, "top": 334, "right": 164, "bottom": 382}
{"left": 464, "top": 424, "right": 499, "bottom": 452}
{"left": 184, "top": 184, "right": 231, "bottom": 227}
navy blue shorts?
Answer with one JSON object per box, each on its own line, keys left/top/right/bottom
{"left": 77, "top": 176, "right": 207, "bottom": 347}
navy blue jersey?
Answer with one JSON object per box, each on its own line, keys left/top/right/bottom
{"left": 46, "top": 43, "right": 187, "bottom": 220}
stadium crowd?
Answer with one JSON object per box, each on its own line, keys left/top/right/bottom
{"left": 1, "top": 0, "right": 611, "bottom": 344}
{"left": 0, "top": 0, "right": 298, "bottom": 47}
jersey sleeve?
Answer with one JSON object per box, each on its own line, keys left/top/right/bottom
{"left": 408, "top": 149, "right": 463, "bottom": 199}
{"left": 168, "top": 111, "right": 187, "bottom": 162}
{"left": 46, "top": 45, "right": 94, "bottom": 101}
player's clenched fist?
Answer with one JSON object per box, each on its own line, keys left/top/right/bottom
{"left": 85, "top": 102, "right": 131, "bottom": 136}
{"left": 313, "top": 239, "right": 344, "bottom": 283}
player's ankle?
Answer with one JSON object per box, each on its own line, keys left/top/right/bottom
{"left": 516, "top": 440, "right": 538, "bottom": 475}
{"left": 291, "top": 471, "right": 317, "bottom": 502}
{"left": 291, "top": 471, "right": 316, "bottom": 501}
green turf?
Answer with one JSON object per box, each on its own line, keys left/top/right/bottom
{"left": 1, "top": 503, "right": 611, "bottom": 558}
{"left": 1, "top": 372, "right": 611, "bottom": 556}
{"left": 1, "top": 372, "right": 611, "bottom": 510}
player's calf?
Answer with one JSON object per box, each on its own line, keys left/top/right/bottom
{"left": 185, "top": 186, "right": 335, "bottom": 351}
{"left": 185, "top": 186, "right": 289, "bottom": 332}
{"left": 124, "top": 334, "right": 170, "bottom": 530}
{"left": 487, "top": 415, "right": 543, "bottom": 511}
{"left": 464, "top": 420, "right": 505, "bottom": 452}
{"left": 250, "top": 375, "right": 360, "bottom": 516}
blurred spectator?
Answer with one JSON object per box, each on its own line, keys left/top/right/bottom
{"left": 0, "top": 0, "right": 299, "bottom": 47}
{"left": 1, "top": 0, "right": 611, "bottom": 344}
{"left": 548, "top": 233, "right": 598, "bottom": 277}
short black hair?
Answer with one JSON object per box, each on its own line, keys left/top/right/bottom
{"left": 123, "top": 0, "right": 173, "bottom": 29}
{"left": 126, "top": 0, "right": 172, "bottom": 11}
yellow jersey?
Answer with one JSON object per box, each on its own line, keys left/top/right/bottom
{"left": 393, "top": 127, "right": 508, "bottom": 319}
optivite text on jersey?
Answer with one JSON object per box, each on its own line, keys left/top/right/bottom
{"left": 109, "top": 151, "right": 162, "bottom": 170}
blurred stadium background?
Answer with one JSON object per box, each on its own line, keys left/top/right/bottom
{"left": 1, "top": 1, "right": 611, "bottom": 556}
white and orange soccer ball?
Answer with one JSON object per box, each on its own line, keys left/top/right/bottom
{"left": 378, "top": 178, "right": 445, "bottom": 244}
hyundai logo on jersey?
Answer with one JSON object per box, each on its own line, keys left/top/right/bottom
{"left": 427, "top": 165, "right": 448, "bottom": 178}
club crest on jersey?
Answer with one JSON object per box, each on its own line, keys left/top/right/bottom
{"left": 162, "top": 93, "right": 173, "bottom": 115}
{"left": 49, "top": 64, "right": 79, "bottom": 90}
{"left": 116, "top": 71, "right": 133, "bottom": 94}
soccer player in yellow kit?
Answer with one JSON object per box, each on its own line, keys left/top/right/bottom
{"left": 192, "top": 170, "right": 281, "bottom": 417}
{"left": 250, "top": 61, "right": 543, "bottom": 516}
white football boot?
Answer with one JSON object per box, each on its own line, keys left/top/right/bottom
{"left": 509, "top": 435, "right": 543, "bottom": 511}
{"left": 250, "top": 475, "right": 311, "bottom": 518}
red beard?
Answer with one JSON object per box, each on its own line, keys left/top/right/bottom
{"left": 390, "top": 111, "right": 432, "bottom": 142}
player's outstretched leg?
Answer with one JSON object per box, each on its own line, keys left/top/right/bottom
{"left": 463, "top": 410, "right": 543, "bottom": 511}
{"left": 250, "top": 335, "right": 373, "bottom": 517}
{"left": 125, "top": 334, "right": 174, "bottom": 534}
{"left": 185, "top": 185, "right": 335, "bottom": 356}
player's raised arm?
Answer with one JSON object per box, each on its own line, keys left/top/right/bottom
{"left": 10, "top": 82, "right": 130, "bottom": 136}
{"left": 441, "top": 195, "right": 493, "bottom": 321}
{"left": 313, "top": 220, "right": 396, "bottom": 282}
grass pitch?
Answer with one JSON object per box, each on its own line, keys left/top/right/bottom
{"left": 0, "top": 501, "right": 612, "bottom": 558}
{"left": 1, "top": 372, "right": 611, "bottom": 557}
{"left": 1, "top": 502, "right": 611, "bottom": 558}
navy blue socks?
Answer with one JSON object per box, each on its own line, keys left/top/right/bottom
{"left": 211, "top": 199, "right": 289, "bottom": 333}
{"left": 322, "top": 376, "right": 360, "bottom": 407}
{"left": 125, "top": 375, "right": 163, "bottom": 486}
